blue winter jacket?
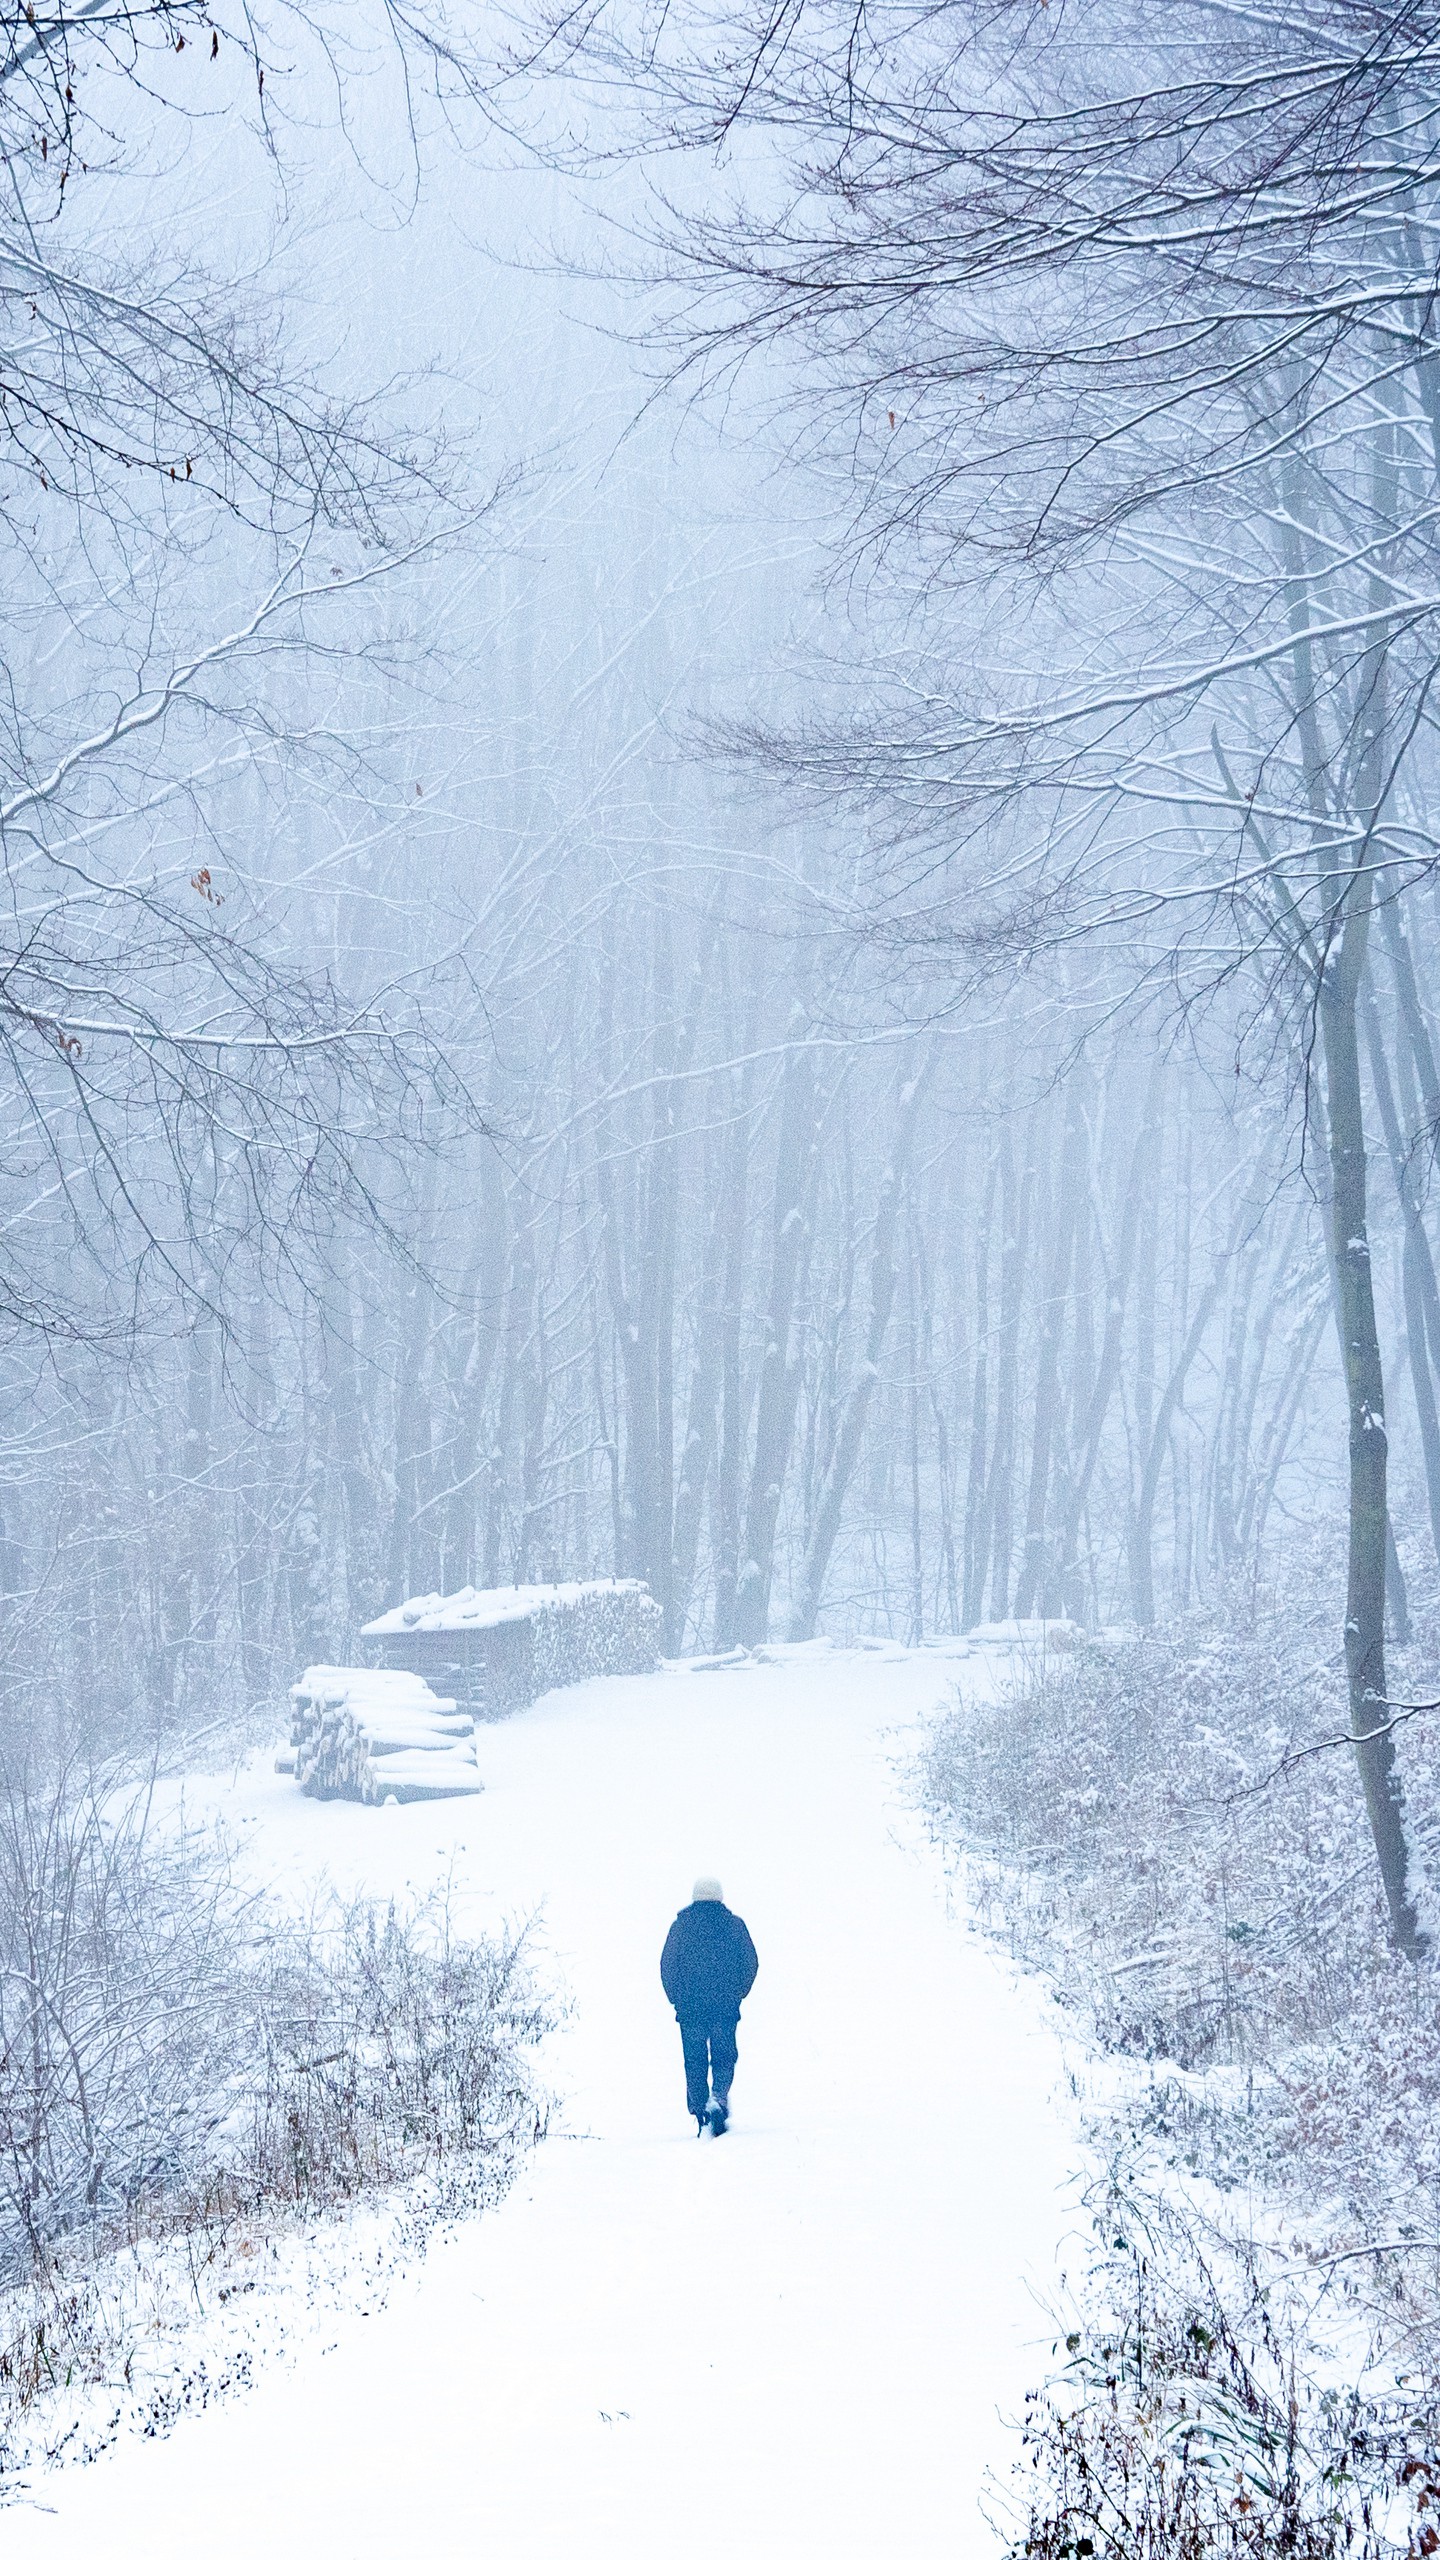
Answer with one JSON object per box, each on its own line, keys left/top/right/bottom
{"left": 660, "top": 1901, "right": 759, "bottom": 2020}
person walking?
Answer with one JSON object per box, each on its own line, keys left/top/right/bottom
{"left": 660, "top": 1878, "right": 759, "bottom": 2137}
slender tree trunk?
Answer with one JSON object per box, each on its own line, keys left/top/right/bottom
{"left": 1321, "top": 939, "right": 1426, "bottom": 1954}
{"left": 1245, "top": 1293, "right": 1326, "bottom": 1565}
{"left": 323, "top": 1257, "right": 383, "bottom": 1641}
{"left": 1129, "top": 1258, "right": 1225, "bottom": 1627}
{"left": 1381, "top": 895, "right": 1440, "bottom": 1135}
{"left": 483, "top": 1219, "right": 534, "bottom": 1586}
{"left": 961, "top": 1148, "right": 997, "bottom": 1626}
{"left": 1055, "top": 1060, "right": 1162, "bottom": 1612}
{"left": 1210, "top": 1229, "right": 1263, "bottom": 1575}
{"left": 786, "top": 1056, "right": 930, "bottom": 1639}
{"left": 1363, "top": 984, "right": 1440, "bottom": 1566}
{"left": 444, "top": 1139, "right": 508, "bottom": 1591}
{"left": 988, "top": 1118, "right": 1034, "bottom": 1618}
{"left": 711, "top": 1034, "right": 757, "bottom": 1650}
{"left": 516, "top": 1259, "right": 551, "bottom": 1583}
{"left": 734, "top": 1027, "right": 821, "bottom": 1648}
{"left": 236, "top": 1286, "right": 280, "bottom": 1707}
{"left": 1281, "top": 465, "right": 1425, "bottom": 1950}
{"left": 287, "top": 1330, "right": 332, "bottom": 1673}
{"left": 932, "top": 1385, "right": 960, "bottom": 1634}
{"left": 906, "top": 1216, "right": 925, "bottom": 1645}
{"left": 1013, "top": 1089, "right": 1083, "bottom": 1618}
{"left": 671, "top": 1121, "right": 729, "bottom": 1646}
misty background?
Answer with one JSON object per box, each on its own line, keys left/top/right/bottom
{"left": 0, "top": 7, "right": 1385, "bottom": 1775}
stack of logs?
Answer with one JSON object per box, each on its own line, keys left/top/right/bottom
{"left": 286, "top": 1666, "right": 485, "bottom": 1805}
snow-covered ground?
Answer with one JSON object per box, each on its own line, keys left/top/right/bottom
{"left": 6, "top": 1645, "right": 1082, "bottom": 2559}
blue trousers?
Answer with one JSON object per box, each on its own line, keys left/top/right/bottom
{"left": 678, "top": 2010, "right": 739, "bottom": 2117}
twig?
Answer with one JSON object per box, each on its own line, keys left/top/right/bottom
{"left": 1272, "top": 2239, "right": 1440, "bottom": 2278}
{"left": 1220, "top": 1697, "right": 1440, "bottom": 1804}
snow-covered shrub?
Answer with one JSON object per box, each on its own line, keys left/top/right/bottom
{"left": 0, "top": 1766, "right": 549, "bottom": 2449}
{"left": 924, "top": 1577, "right": 1440, "bottom": 2346}
{"left": 235, "top": 1889, "right": 547, "bottom": 2211}
{"left": 0, "top": 1771, "right": 242, "bottom": 2279}
{"left": 288, "top": 1666, "right": 483, "bottom": 1803}
{"left": 926, "top": 1605, "right": 1429, "bottom": 2068}
{"left": 1007, "top": 2185, "right": 1438, "bottom": 2560}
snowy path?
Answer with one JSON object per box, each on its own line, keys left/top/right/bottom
{"left": 9, "top": 1648, "right": 1081, "bottom": 2559}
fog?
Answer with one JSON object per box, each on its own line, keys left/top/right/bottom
{"left": 3, "top": 5, "right": 1440, "bottom": 2549}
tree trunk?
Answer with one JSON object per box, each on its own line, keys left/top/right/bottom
{"left": 1129, "top": 1255, "right": 1226, "bottom": 1628}
{"left": 785, "top": 1055, "right": 930, "bottom": 1639}
{"left": 734, "top": 1027, "right": 821, "bottom": 1648}
{"left": 1363, "top": 984, "right": 1440, "bottom": 1566}
{"left": 961, "top": 1147, "right": 997, "bottom": 1626}
{"left": 1055, "top": 1059, "right": 1161, "bottom": 1611}
{"left": 987, "top": 1117, "right": 1034, "bottom": 1617}
{"left": 906, "top": 1215, "right": 925, "bottom": 1645}
{"left": 1282, "top": 471, "right": 1426, "bottom": 1951}
{"left": 1240, "top": 1285, "right": 1326, "bottom": 1566}
{"left": 1321, "top": 943, "right": 1426, "bottom": 1955}
{"left": 711, "top": 1027, "right": 758, "bottom": 1650}
{"left": 670, "top": 1119, "right": 730, "bottom": 1646}
{"left": 1013, "top": 1089, "right": 1083, "bottom": 1618}
{"left": 323, "top": 1257, "right": 384, "bottom": 1641}
{"left": 443, "top": 1139, "right": 508, "bottom": 1592}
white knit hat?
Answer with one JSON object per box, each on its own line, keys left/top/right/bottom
{"left": 691, "top": 1876, "right": 724, "bottom": 1903}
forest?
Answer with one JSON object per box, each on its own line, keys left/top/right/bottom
{"left": 3, "top": 3, "right": 1440, "bottom": 2551}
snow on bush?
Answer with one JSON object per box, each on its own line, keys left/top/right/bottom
{"left": 1004, "top": 2183, "right": 1440, "bottom": 2560}
{"left": 0, "top": 1768, "right": 549, "bottom": 2469}
{"left": 923, "top": 1566, "right": 1440, "bottom": 2351}
{"left": 288, "top": 1665, "right": 483, "bottom": 1804}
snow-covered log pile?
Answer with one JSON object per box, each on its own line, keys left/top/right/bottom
{"left": 363, "top": 1579, "right": 663, "bottom": 1719}
{"left": 287, "top": 1666, "right": 485, "bottom": 1805}
{"left": 528, "top": 1580, "right": 664, "bottom": 1698}
{"left": 967, "top": 1617, "right": 1086, "bottom": 1656}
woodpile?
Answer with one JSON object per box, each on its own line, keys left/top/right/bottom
{"left": 287, "top": 1666, "right": 485, "bottom": 1805}
{"left": 362, "top": 1578, "right": 664, "bottom": 1718}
